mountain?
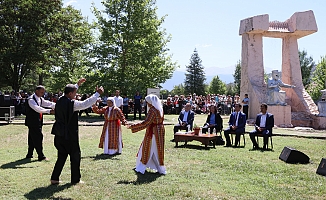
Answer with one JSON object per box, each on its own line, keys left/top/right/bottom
{"left": 161, "top": 70, "right": 234, "bottom": 91}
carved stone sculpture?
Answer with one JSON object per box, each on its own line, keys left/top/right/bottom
{"left": 267, "top": 70, "right": 295, "bottom": 106}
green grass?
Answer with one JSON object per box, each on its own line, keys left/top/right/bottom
{"left": 1, "top": 114, "right": 326, "bottom": 199}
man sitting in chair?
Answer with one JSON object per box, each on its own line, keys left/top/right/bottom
{"left": 172, "top": 103, "right": 194, "bottom": 140}
{"left": 249, "top": 103, "right": 274, "bottom": 150}
{"left": 202, "top": 105, "right": 223, "bottom": 134}
{"left": 224, "top": 103, "right": 246, "bottom": 147}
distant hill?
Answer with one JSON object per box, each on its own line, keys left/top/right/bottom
{"left": 161, "top": 70, "right": 234, "bottom": 91}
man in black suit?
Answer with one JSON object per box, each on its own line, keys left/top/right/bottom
{"left": 173, "top": 103, "right": 194, "bottom": 137}
{"left": 224, "top": 103, "right": 246, "bottom": 147}
{"left": 50, "top": 79, "right": 104, "bottom": 185}
{"left": 25, "top": 85, "right": 56, "bottom": 161}
{"left": 249, "top": 103, "right": 274, "bottom": 150}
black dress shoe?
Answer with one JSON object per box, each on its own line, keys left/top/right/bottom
{"left": 224, "top": 144, "right": 232, "bottom": 147}
{"left": 25, "top": 155, "right": 33, "bottom": 159}
{"left": 170, "top": 139, "right": 175, "bottom": 142}
{"left": 253, "top": 146, "right": 260, "bottom": 150}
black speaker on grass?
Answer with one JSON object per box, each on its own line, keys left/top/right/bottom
{"left": 316, "top": 158, "right": 326, "bottom": 176}
{"left": 279, "top": 146, "right": 310, "bottom": 164}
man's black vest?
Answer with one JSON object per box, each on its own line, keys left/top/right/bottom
{"left": 51, "top": 96, "right": 79, "bottom": 141}
{"left": 25, "top": 95, "right": 43, "bottom": 127}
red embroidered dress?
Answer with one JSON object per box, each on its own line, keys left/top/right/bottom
{"left": 92, "top": 106, "right": 127, "bottom": 151}
{"left": 130, "top": 106, "right": 165, "bottom": 165}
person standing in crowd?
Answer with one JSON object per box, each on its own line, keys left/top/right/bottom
{"left": 249, "top": 103, "right": 274, "bottom": 150}
{"left": 122, "top": 94, "right": 129, "bottom": 119}
{"left": 223, "top": 103, "right": 246, "bottom": 147}
{"left": 127, "top": 94, "right": 166, "bottom": 175}
{"left": 25, "top": 86, "right": 56, "bottom": 161}
{"left": 50, "top": 79, "right": 104, "bottom": 185}
{"left": 174, "top": 95, "right": 181, "bottom": 115}
{"left": 242, "top": 93, "right": 250, "bottom": 119}
{"left": 133, "top": 91, "right": 142, "bottom": 120}
{"left": 113, "top": 90, "right": 123, "bottom": 110}
{"left": 92, "top": 97, "right": 127, "bottom": 155}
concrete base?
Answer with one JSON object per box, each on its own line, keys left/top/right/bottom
{"left": 318, "top": 101, "right": 326, "bottom": 117}
{"left": 268, "top": 105, "right": 292, "bottom": 127}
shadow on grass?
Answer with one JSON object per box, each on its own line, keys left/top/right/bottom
{"left": 1, "top": 158, "right": 37, "bottom": 169}
{"left": 82, "top": 153, "right": 120, "bottom": 160}
{"left": 249, "top": 148, "right": 275, "bottom": 152}
{"left": 117, "top": 171, "right": 163, "bottom": 185}
{"left": 24, "top": 183, "right": 72, "bottom": 200}
{"left": 174, "top": 144, "right": 214, "bottom": 150}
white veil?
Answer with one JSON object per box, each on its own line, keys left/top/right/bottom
{"left": 145, "top": 94, "right": 163, "bottom": 117}
{"left": 107, "top": 97, "right": 116, "bottom": 107}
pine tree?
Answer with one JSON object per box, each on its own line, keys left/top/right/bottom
{"left": 184, "top": 49, "right": 206, "bottom": 95}
{"left": 233, "top": 60, "right": 241, "bottom": 94}
{"left": 209, "top": 75, "right": 226, "bottom": 94}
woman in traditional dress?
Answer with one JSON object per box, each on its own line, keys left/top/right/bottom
{"left": 127, "top": 94, "right": 166, "bottom": 175}
{"left": 92, "top": 97, "right": 127, "bottom": 155}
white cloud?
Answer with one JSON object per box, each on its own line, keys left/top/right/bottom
{"left": 64, "top": 0, "right": 77, "bottom": 6}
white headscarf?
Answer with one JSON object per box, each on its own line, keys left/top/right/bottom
{"left": 107, "top": 97, "right": 116, "bottom": 107}
{"left": 145, "top": 94, "right": 163, "bottom": 117}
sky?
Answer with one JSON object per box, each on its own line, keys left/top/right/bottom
{"left": 64, "top": 0, "right": 326, "bottom": 90}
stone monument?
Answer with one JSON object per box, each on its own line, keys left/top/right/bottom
{"left": 267, "top": 70, "right": 295, "bottom": 106}
{"left": 239, "top": 10, "right": 326, "bottom": 129}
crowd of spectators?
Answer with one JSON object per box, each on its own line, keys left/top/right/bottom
{"left": 163, "top": 93, "right": 241, "bottom": 115}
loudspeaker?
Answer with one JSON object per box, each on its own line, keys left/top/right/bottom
{"left": 316, "top": 158, "right": 326, "bottom": 176}
{"left": 0, "top": 95, "right": 12, "bottom": 106}
{"left": 279, "top": 146, "right": 310, "bottom": 164}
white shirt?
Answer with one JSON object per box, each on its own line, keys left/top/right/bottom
{"left": 73, "top": 92, "right": 100, "bottom": 111}
{"left": 28, "top": 94, "right": 56, "bottom": 114}
{"left": 114, "top": 96, "right": 123, "bottom": 108}
{"left": 182, "top": 111, "right": 189, "bottom": 122}
{"left": 259, "top": 113, "right": 267, "bottom": 127}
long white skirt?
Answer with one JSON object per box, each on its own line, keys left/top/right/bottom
{"left": 135, "top": 135, "right": 167, "bottom": 174}
{"left": 103, "top": 127, "right": 122, "bottom": 155}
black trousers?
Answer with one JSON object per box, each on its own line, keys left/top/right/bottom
{"left": 243, "top": 106, "right": 248, "bottom": 119}
{"left": 250, "top": 130, "right": 269, "bottom": 148}
{"left": 51, "top": 135, "right": 81, "bottom": 183}
{"left": 224, "top": 127, "right": 242, "bottom": 146}
{"left": 123, "top": 105, "right": 129, "bottom": 119}
{"left": 27, "top": 126, "right": 45, "bottom": 160}
{"left": 134, "top": 104, "right": 141, "bottom": 120}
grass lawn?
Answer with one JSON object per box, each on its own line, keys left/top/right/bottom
{"left": 1, "top": 114, "right": 326, "bottom": 199}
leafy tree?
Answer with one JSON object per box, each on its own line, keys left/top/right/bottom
{"left": 233, "top": 60, "right": 241, "bottom": 94}
{"left": 299, "top": 50, "right": 315, "bottom": 88}
{"left": 307, "top": 56, "right": 326, "bottom": 100}
{"left": 0, "top": 0, "right": 62, "bottom": 92}
{"left": 160, "top": 89, "right": 170, "bottom": 99}
{"left": 171, "top": 84, "right": 185, "bottom": 96}
{"left": 225, "top": 83, "right": 236, "bottom": 96}
{"left": 209, "top": 75, "right": 226, "bottom": 95}
{"left": 184, "top": 49, "right": 206, "bottom": 95}
{"left": 92, "top": 0, "right": 176, "bottom": 97}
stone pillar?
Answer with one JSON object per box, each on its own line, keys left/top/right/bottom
{"left": 240, "top": 33, "right": 267, "bottom": 119}
{"left": 281, "top": 36, "right": 318, "bottom": 114}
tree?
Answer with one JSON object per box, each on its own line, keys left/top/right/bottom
{"left": 171, "top": 84, "right": 185, "bottom": 96}
{"left": 225, "top": 83, "right": 236, "bottom": 96}
{"left": 0, "top": 0, "right": 62, "bottom": 92}
{"left": 307, "top": 56, "right": 326, "bottom": 100}
{"left": 209, "top": 75, "right": 226, "bottom": 94}
{"left": 92, "top": 0, "right": 176, "bottom": 97}
{"left": 184, "top": 49, "right": 206, "bottom": 95}
{"left": 299, "top": 50, "right": 315, "bottom": 88}
{"left": 233, "top": 60, "right": 241, "bottom": 94}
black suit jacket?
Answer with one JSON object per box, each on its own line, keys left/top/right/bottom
{"left": 178, "top": 110, "right": 195, "bottom": 130}
{"left": 254, "top": 112, "right": 274, "bottom": 134}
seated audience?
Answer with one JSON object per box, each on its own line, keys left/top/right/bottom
{"left": 224, "top": 103, "right": 246, "bottom": 147}
{"left": 249, "top": 103, "right": 274, "bottom": 150}
{"left": 202, "top": 105, "right": 223, "bottom": 134}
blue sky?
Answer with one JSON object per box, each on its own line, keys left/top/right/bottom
{"left": 64, "top": 0, "right": 326, "bottom": 90}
